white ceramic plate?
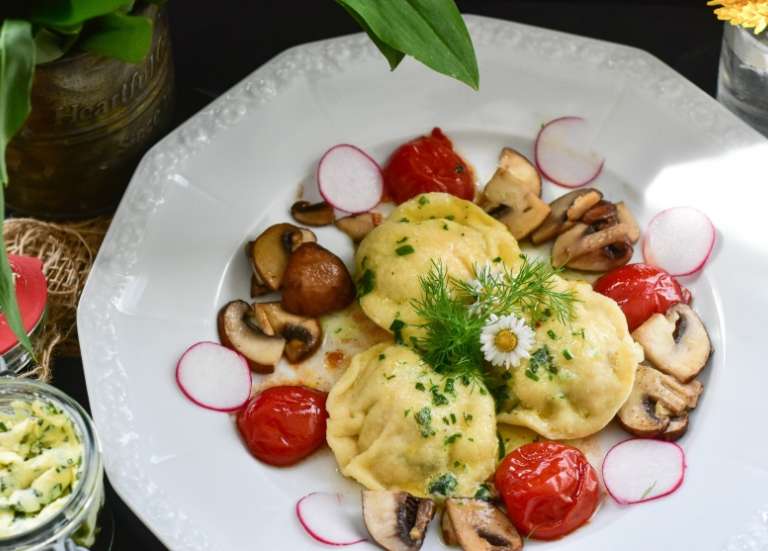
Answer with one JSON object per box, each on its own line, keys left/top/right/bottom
{"left": 78, "top": 15, "right": 768, "bottom": 551}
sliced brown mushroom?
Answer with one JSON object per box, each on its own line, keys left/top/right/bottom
{"left": 441, "top": 509, "right": 460, "bottom": 547}
{"left": 290, "top": 200, "right": 335, "bottom": 227}
{"left": 246, "top": 223, "right": 316, "bottom": 291}
{"left": 217, "top": 300, "right": 285, "bottom": 373}
{"left": 250, "top": 273, "right": 270, "bottom": 298}
{"left": 616, "top": 201, "right": 641, "bottom": 242}
{"left": 618, "top": 364, "right": 703, "bottom": 440}
{"left": 362, "top": 490, "right": 436, "bottom": 551}
{"left": 443, "top": 499, "right": 523, "bottom": 551}
{"left": 252, "top": 302, "right": 322, "bottom": 363}
{"left": 632, "top": 303, "right": 711, "bottom": 383}
{"left": 498, "top": 147, "right": 541, "bottom": 196}
{"left": 335, "top": 212, "right": 383, "bottom": 242}
{"left": 580, "top": 200, "right": 618, "bottom": 228}
{"left": 551, "top": 222, "right": 634, "bottom": 271}
{"left": 282, "top": 242, "right": 356, "bottom": 317}
{"left": 530, "top": 188, "right": 603, "bottom": 245}
{"left": 482, "top": 168, "right": 550, "bottom": 240}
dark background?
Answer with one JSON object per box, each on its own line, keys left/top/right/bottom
{"left": 55, "top": 1, "right": 724, "bottom": 549}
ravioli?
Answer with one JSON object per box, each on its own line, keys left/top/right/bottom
{"left": 326, "top": 343, "right": 497, "bottom": 498}
{"left": 496, "top": 279, "right": 642, "bottom": 440}
{"left": 355, "top": 193, "right": 521, "bottom": 337}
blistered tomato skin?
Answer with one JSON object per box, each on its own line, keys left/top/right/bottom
{"left": 237, "top": 386, "right": 328, "bottom": 467}
{"left": 594, "top": 263, "right": 690, "bottom": 332}
{"left": 494, "top": 442, "right": 600, "bottom": 540}
{"left": 383, "top": 128, "right": 475, "bottom": 204}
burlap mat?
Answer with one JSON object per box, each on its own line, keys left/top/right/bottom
{"left": 3, "top": 217, "right": 111, "bottom": 381}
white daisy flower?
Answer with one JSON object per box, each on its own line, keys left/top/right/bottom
{"left": 480, "top": 314, "right": 535, "bottom": 369}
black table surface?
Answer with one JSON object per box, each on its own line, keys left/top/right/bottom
{"left": 53, "top": 1, "right": 725, "bottom": 549}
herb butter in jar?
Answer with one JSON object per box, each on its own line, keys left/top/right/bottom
{"left": 0, "top": 379, "right": 110, "bottom": 550}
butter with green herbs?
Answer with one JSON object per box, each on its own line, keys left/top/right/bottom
{"left": 0, "top": 400, "right": 82, "bottom": 538}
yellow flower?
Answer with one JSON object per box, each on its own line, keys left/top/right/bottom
{"left": 708, "top": 0, "right": 768, "bottom": 34}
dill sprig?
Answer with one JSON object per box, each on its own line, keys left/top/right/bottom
{"left": 455, "top": 256, "right": 577, "bottom": 325}
{"left": 411, "top": 262, "right": 486, "bottom": 380}
{"left": 409, "top": 256, "right": 577, "bottom": 394}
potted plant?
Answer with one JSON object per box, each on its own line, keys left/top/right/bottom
{"left": 0, "top": 0, "right": 478, "bottom": 359}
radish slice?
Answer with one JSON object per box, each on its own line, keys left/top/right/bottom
{"left": 643, "top": 207, "right": 715, "bottom": 277}
{"left": 176, "top": 342, "right": 252, "bottom": 412}
{"left": 318, "top": 144, "right": 383, "bottom": 214}
{"left": 296, "top": 492, "right": 367, "bottom": 546}
{"left": 535, "top": 116, "right": 605, "bottom": 188}
{"left": 602, "top": 438, "right": 686, "bottom": 505}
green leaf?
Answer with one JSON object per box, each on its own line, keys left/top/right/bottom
{"left": 336, "top": 3, "right": 404, "bottom": 70}
{"left": 29, "top": 0, "right": 133, "bottom": 27}
{"left": 335, "top": 0, "right": 479, "bottom": 89}
{"left": 35, "top": 28, "right": 81, "bottom": 64}
{"left": 79, "top": 13, "right": 152, "bottom": 63}
{"left": 0, "top": 20, "right": 35, "bottom": 356}
{"left": 0, "top": 189, "right": 33, "bottom": 355}
{"left": 0, "top": 20, "right": 35, "bottom": 185}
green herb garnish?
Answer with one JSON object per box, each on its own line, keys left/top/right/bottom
{"left": 395, "top": 244, "right": 415, "bottom": 256}
{"left": 529, "top": 346, "right": 557, "bottom": 376}
{"left": 418, "top": 195, "right": 430, "bottom": 206}
{"left": 357, "top": 269, "right": 375, "bottom": 298}
{"left": 562, "top": 349, "right": 573, "bottom": 361}
{"left": 497, "top": 432, "right": 506, "bottom": 460}
{"left": 428, "top": 473, "right": 458, "bottom": 496}
{"left": 410, "top": 259, "right": 575, "bottom": 398}
{"left": 524, "top": 368, "right": 540, "bottom": 382}
{"left": 444, "top": 433, "right": 462, "bottom": 445}
{"left": 396, "top": 236, "right": 408, "bottom": 244}
{"left": 414, "top": 406, "right": 435, "bottom": 437}
{"left": 431, "top": 385, "right": 449, "bottom": 406}
{"left": 474, "top": 484, "right": 492, "bottom": 501}
{"left": 547, "top": 329, "right": 557, "bottom": 340}
{"left": 390, "top": 319, "right": 406, "bottom": 344}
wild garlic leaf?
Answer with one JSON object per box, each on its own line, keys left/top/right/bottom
{"left": 79, "top": 13, "right": 153, "bottom": 63}
{"left": 0, "top": 19, "right": 35, "bottom": 185}
{"left": 336, "top": 2, "right": 405, "bottom": 70}
{"left": 29, "top": 0, "right": 133, "bottom": 27}
{"left": 0, "top": 186, "right": 33, "bottom": 355}
{"left": 0, "top": 20, "right": 37, "bottom": 355}
{"left": 34, "top": 28, "right": 81, "bottom": 64}
{"left": 335, "top": 0, "right": 479, "bottom": 90}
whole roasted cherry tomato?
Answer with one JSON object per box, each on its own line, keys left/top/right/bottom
{"left": 237, "top": 386, "right": 328, "bottom": 467}
{"left": 495, "top": 442, "right": 600, "bottom": 540}
{"left": 594, "top": 263, "right": 691, "bottom": 331}
{"left": 383, "top": 128, "right": 475, "bottom": 204}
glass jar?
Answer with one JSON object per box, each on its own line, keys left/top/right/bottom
{"left": 0, "top": 379, "right": 111, "bottom": 550}
{"left": 717, "top": 23, "right": 768, "bottom": 137}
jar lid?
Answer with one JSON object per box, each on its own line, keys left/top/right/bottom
{"left": 0, "top": 255, "right": 47, "bottom": 355}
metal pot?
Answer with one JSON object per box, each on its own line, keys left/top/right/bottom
{"left": 5, "top": 5, "right": 175, "bottom": 219}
